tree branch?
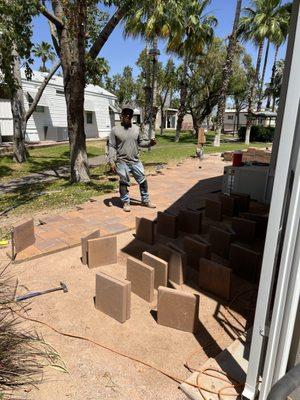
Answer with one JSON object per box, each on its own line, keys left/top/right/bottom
{"left": 38, "top": 1, "right": 64, "bottom": 29}
{"left": 25, "top": 60, "right": 61, "bottom": 122}
{"left": 89, "top": 7, "right": 126, "bottom": 60}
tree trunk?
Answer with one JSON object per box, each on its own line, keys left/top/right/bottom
{"left": 89, "top": 7, "right": 126, "bottom": 59}
{"left": 245, "top": 41, "right": 264, "bottom": 145}
{"left": 150, "top": 36, "right": 159, "bottom": 139}
{"left": 257, "top": 39, "right": 270, "bottom": 111}
{"left": 266, "top": 46, "right": 278, "bottom": 110}
{"left": 11, "top": 47, "right": 27, "bottom": 163}
{"left": 175, "top": 57, "right": 188, "bottom": 143}
{"left": 160, "top": 105, "right": 164, "bottom": 136}
{"left": 26, "top": 60, "right": 61, "bottom": 121}
{"left": 55, "top": 0, "right": 90, "bottom": 183}
{"left": 214, "top": 0, "right": 242, "bottom": 147}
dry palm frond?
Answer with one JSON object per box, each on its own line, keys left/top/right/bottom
{"left": 0, "top": 264, "right": 66, "bottom": 399}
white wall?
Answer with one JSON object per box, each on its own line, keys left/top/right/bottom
{"left": 0, "top": 80, "right": 114, "bottom": 142}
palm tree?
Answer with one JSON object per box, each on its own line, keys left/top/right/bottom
{"left": 266, "top": 3, "right": 291, "bottom": 109}
{"left": 214, "top": 0, "right": 243, "bottom": 147}
{"left": 167, "top": 0, "right": 217, "bottom": 142}
{"left": 33, "top": 41, "right": 56, "bottom": 72}
{"left": 239, "top": 0, "right": 292, "bottom": 144}
{"left": 265, "top": 59, "right": 285, "bottom": 111}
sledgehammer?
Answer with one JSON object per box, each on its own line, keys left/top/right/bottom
{"left": 16, "top": 282, "right": 68, "bottom": 302}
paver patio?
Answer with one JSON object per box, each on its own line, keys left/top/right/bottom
{"left": 12, "top": 155, "right": 228, "bottom": 262}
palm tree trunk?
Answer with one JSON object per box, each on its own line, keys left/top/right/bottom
{"left": 257, "top": 39, "right": 270, "bottom": 111}
{"left": 245, "top": 41, "right": 264, "bottom": 145}
{"left": 150, "top": 36, "right": 159, "bottom": 139}
{"left": 11, "top": 47, "right": 27, "bottom": 163}
{"left": 175, "top": 57, "right": 188, "bottom": 143}
{"left": 160, "top": 105, "right": 165, "bottom": 135}
{"left": 214, "top": 0, "right": 242, "bottom": 147}
{"left": 267, "top": 45, "right": 279, "bottom": 110}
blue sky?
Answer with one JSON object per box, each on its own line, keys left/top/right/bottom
{"left": 32, "top": 0, "right": 289, "bottom": 83}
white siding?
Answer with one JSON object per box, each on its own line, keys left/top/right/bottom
{"left": 0, "top": 99, "right": 13, "bottom": 137}
{"left": 0, "top": 74, "right": 116, "bottom": 142}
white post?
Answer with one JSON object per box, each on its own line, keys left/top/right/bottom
{"left": 243, "top": 1, "right": 300, "bottom": 399}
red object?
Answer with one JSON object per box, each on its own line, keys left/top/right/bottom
{"left": 232, "top": 151, "right": 243, "bottom": 167}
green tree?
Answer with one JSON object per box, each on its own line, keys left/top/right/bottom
{"left": 106, "top": 66, "right": 136, "bottom": 105}
{"left": 167, "top": 0, "right": 217, "bottom": 142}
{"left": 214, "top": 0, "right": 242, "bottom": 147}
{"left": 0, "top": 0, "right": 60, "bottom": 163}
{"left": 33, "top": 41, "right": 56, "bottom": 72}
{"left": 156, "top": 59, "right": 177, "bottom": 135}
{"left": 187, "top": 39, "right": 226, "bottom": 134}
{"left": 238, "top": 0, "right": 291, "bottom": 144}
{"left": 265, "top": 59, "right": 285, "bottom": 111}
{"left": 229, "top": 52, "right": 255, "bottom": 132}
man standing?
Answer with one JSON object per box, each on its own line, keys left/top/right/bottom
{"left": 108, "top": 105, "right": 157, "bottom": 212}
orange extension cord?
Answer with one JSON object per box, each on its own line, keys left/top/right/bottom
{"left": 16, "top": 289, "right": 257, "bottom": 399}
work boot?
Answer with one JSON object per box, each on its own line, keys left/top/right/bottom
{"left": 141, "top": 201, "right": 156, "bottom": 209}
{"left": 123, "top": 202, "right": 131, "bottom": 212}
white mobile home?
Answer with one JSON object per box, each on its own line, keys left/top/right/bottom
{"left": 0, "top": 70, "right": 117, "bottom": 143}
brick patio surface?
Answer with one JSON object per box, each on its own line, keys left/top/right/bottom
{"left": 13, "top": 156, "right": 228, "bottom": 262}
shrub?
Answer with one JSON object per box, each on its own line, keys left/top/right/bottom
{"left": 238, "top": 125, "right": 275, "bottom": 142}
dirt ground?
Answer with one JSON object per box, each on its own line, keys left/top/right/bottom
{"left": 1, "top": 229, "right": 256, "bottom": 400}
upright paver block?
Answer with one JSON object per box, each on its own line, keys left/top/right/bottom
{"left": 232, "top": 217, "right": 256, "bottom": 243}
{"left": 205, "top": 199, "right": 222, "bottom": 221}
{"left": 95, "top": 272, "right": 131, "bottom": 323}
{"left": 178, "top": 209, "right": 202, "bottom": 234}
{"left": 183, "top": 236, "right": 211, "bottom": 270}
{"left": 12, "top": 219, "right": 35, "bottom": 255}
{"left": 231, "top": 192, "right": 250, "bottom": 212}
{"left": 199, "top": 258, "right": 232, "bottom": 301}
{"left": 126, "top": 257, "right": 154, "bottom": 302}
{"left": 87, "top": 236, "right": 117, "bottom": 269}
{"left": 142, "top": 251, "right": 168, "bottom": 289}
{"left": 157, "top": 287, "right": 200, "bottom": 333}
{"left": 239, "top": 212, "right": 268, "bottom": 238}
{"left": 157, "top": 244, "right": 186, "bottom": 285}
{"left": 209, "top": 226, "right": 235, "bottom": 259}
{"left": 229, "top": 243, "right": 262, "bottom": 283}
{"left": 219, "top": 194, "right": 237, "bottom": 217}
{"left": 157, "top": 212, "right": 178, "bottom": 238}
{"left": 136, "top": 217, "right": 155, "bottom": 245}
{"left": 81, "top": 230, "right": 100, "bottom": 265}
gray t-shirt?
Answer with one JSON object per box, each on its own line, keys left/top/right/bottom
{"left": 108, "top": 124, "right": 151, "bottom": 164}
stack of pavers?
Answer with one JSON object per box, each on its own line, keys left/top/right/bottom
{"left": 79, "top": 191, "right": 268, "bottom": 333}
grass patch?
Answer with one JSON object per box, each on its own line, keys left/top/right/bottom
{"left": 0, "top": 176, "right": 116, "bottom": 218}
{"left": 0, "top": 140, "right": 105, "bottom": 183}
{"left": 0, "top": 130, "right": 271, "bottom": 222}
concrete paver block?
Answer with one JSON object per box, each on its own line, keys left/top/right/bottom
{"left": 231, "top": 192, "right": 250, "bottom": 212}
{"left": 81, "top": 230, "right": 100, "bottom": 265}
{"left": 205, "top": 199, "right": 222, "bottom": 221}
{"left": 183, "top": 236, "right": 211, "bottom": 270}
{"left": 142, "top": 251, "right": 168, "bottom": 289}
{"left": 12, "top": 218, "right": 35, "bottom": 255}
{"left": 232, "top": 217, "right": 256, "bottom": 243}
{"left": 239, "top": 212, "right": 268, "bottom": 238}
{"left": 157, "top": 244, "right": 186, "bottom": 285}
{"left": 229, "top": 243, "right": 261, "bottom": 283}
{"left": 87, "top": 236, "right": 117, "bottom": 269}
{"left": 157, "top": 287, "right": 200, "bottom": 333}
{"left": 95, "top": 272, "right": 131, "bottom": 323}
{"left": 178, "top": 209, "right": 202, "bottom": 234}
{"left": 157, "top": 211, "right": 178, "bottom": 238}
{"left": 219, "top": 194, "right": 237, "bottom": 217}
{"left": 136, "top": 217, "right": 155, "bottom": 245}
{"left": 126, "top": 257, "right": 154, "bottom": 302}
{"left": 199, "top": 258, "right": 232, "bottom": 301}
{"left": 209, "top": 226, "right": 235, "bottom": 259}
